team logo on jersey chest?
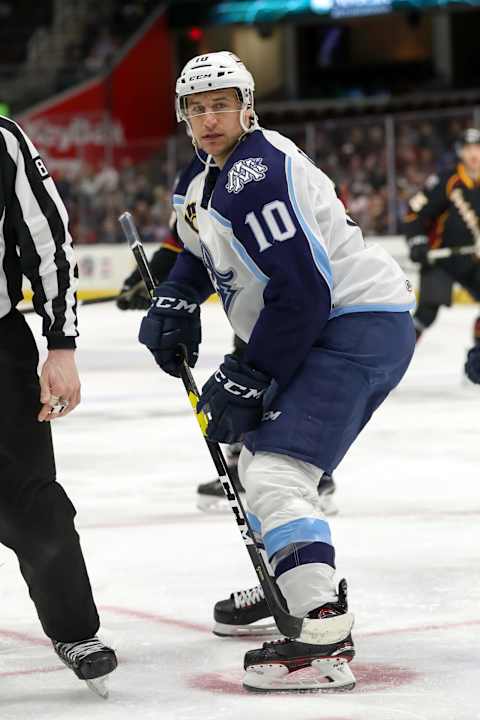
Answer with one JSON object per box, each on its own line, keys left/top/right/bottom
{"left": 200, "top": 242, "right": 239, "bottom": 314}
{"left": 184, "top": 202, "right": 198, "bottom": 232}
{"left": 226, "top": 157, "right": 268, "bottom": 194}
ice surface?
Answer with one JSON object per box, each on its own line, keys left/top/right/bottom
{"left": 1, "top": 302, "right": 479, "bottom": 720}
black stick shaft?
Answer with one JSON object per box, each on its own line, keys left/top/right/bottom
{"left": 118, "top": 210, "right": 302, "bottom": 638}
{"left": 20, "top": 293, "right": 120, "bottom": 315}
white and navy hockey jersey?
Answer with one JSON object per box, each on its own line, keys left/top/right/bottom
{"left": 170, "top": 128, "right": 415, "bottom": 388}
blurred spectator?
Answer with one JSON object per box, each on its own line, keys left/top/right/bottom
{"left": 84, "top": 30, "right": 118, "bottom": 75}
{"left": 48, "top": 109, "right": 476, "bottom": 243}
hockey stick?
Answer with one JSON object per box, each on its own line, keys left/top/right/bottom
{"left": 428, "top": 245, "right": 479, "bottom": 260}
{"left": 20, "top": 292, "right": 119, "bottom": 315}
{"left": 118, "top": 210, "right": 304, "bottom": 639}
{"left": 20, "top": 282, "right": 147, "bottom": 315}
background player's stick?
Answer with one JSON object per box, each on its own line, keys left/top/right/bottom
{"left": 118, "top": 210, "right": 304, "bottom": 639}
{"left": 21, "top": 294, "right": 118, "bottom": 315}
{"left": 20, "top": 281, "right": 147, "bottom": 315}
{"left": 428, "top": 245, "right": 480, "bottom": 260}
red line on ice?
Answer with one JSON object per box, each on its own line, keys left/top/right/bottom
{"left": 100, "top": 604, "right": 211, "bottom": 633}
{"left": 0, "top": 629, "right": 63, "bottom": 679}
{"left": 2, "top": 615, "right": 478, "bottom": 681}
{"left": 99, "top": 608, "right": 480, "bottom": 640}
{"left": 0, "top": 666, "right": 64, "bottom": 678}
{"left": 361, "top": 618, "right": 480, "bottom": 638}
{"left": 0, "top": 629, "right": 50, "bottom": 646}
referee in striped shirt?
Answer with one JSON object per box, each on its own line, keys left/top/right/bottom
{"left": 0, "top": 117, "right": 117, "bottom": 686}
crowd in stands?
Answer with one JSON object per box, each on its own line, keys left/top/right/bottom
{"left": 52, "top": 111, "right": 476, "bottom": 244}
{"left": 54, "top": 155, "right": 173, "bottom": 245}
{"left": 55, "top": 1, "right": 159, "bottom": 93}
{"left": 313, "top": 113, "right": 473, "bottom": 234}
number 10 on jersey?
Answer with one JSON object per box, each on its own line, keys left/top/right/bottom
{"left": 245, "top": 200, "right": 296, "bottom": 252}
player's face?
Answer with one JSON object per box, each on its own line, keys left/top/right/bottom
{"left": 186, "top": 89, "right": 248, "bottom": 166}
{"left": 460, "top": 144, "right": 480, "bottom": 176}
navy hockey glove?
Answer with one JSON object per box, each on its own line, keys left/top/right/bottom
{"left": 139, "top": 281, "right": 201, "bottom": 377}
{"left": 465, "top": 344, "right": 480, "bottom": 384}
{"left": 197, "top": 355, "right": 272, "bottom": 444}
{"left": 407, "top": 235, "right": 430, "bottom": 265}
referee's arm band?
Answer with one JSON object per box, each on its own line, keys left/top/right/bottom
{"left": 46, "top": 335, "right": 77, "bottom": 350}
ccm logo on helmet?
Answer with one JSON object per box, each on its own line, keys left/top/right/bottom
{"left": 190, "top": 73, "right": 213, "bottom": 80}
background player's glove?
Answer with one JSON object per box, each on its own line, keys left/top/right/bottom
{"left": 407, "top": 235, "right": 430, "bottom": 265}
{"left": 197, "top": 355, "right": 272, "bottom": 444}
{"left": 464, "top": 345, "right": 480, "bottom": 384}
{"left": 116, "top": 268, "right": 150, "bottom": 311}
{"left": 139, "top": 281, "right": 201, "bottom": 377}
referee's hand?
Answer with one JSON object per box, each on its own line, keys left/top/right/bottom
{"left": 38, "top": 350, "right": 81, "bottom": 422}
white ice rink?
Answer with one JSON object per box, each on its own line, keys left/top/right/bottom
{"left": 2, "top": 301, "right": 479, "bottom": 720}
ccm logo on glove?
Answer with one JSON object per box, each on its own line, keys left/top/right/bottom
{"left": 153, "top": 296, "right": 198, "bottom": 313}
{"left": 214, "top": 368, "right": 267, "bottom": 400}
{"left": 139, "top": 281, "right": 201, "bottom": 377}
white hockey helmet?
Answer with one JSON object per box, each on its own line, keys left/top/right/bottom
{"left": 175, "top": 51, "right": 257, "bottom": 132}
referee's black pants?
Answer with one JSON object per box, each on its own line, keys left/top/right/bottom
{"left": 0, "top": 310, "right": 99, "bottom": 642}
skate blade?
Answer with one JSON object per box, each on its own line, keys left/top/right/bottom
{"left": 86, "top": 676, "right": 110, "bottom": 699}
{"left": 243, "top": 657, "right": 356, "bottom": 693}
{"left": 213, "top": 620, "right": 279, "bottom": 638}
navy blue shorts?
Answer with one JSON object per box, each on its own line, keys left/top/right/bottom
{"left": 244, "top": 311, "right": 415, "bottom": 473}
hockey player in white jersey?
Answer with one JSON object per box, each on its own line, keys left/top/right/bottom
{"left": 139, "top": 52, "right": 416, "bottom": 692}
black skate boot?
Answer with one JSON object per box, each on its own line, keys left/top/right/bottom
{"left": 317, "top": 472, "right": 338, "bottom": 516}
{"left": 213, "top": 584, "right": 278, "bottom": 637}
{"left": 52, "top": 636, "right": 117, "bottom": 698}
{"left": 243, "top": 579, "right": 355, "bottom": 692}
{"left": 197, "top": 443, "right": 244, "bottom": 512}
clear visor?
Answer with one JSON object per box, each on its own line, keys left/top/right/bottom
{"left": 182, "top": 96, "right": 242, "bottom": 119}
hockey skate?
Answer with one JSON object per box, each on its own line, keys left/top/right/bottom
{"left": 243, "top": 580, "right": 355, "bottom": 692}
{"left": 52, "top": 636, "right": 117, "bottom": 698}
{"left": 213, "top": 584, "right": 278, "bottom": 637}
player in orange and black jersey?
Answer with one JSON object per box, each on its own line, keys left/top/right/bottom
{"left": 403, "top": 128, "right": 480, "bottom": 384}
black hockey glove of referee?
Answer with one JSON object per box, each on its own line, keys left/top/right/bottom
{"left": 139, "top": 281, "right": 201, "bottom": 377}
{"left": 197, "top": 354, "right": 275, "bottom": 444}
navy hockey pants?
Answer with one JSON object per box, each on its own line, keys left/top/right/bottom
{"left": 245, "top": 311, "right": 416, "bottom": 473}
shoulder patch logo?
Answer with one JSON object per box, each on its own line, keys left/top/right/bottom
{"left": 184, "top": 202, "right": 198, "bottom": 233}
{"left": 226, "top": 157, "right": 268, "bottom": 194}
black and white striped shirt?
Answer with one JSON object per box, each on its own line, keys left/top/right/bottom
{"left": 0, "top": 116, "right": 78, "bottom": 348}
